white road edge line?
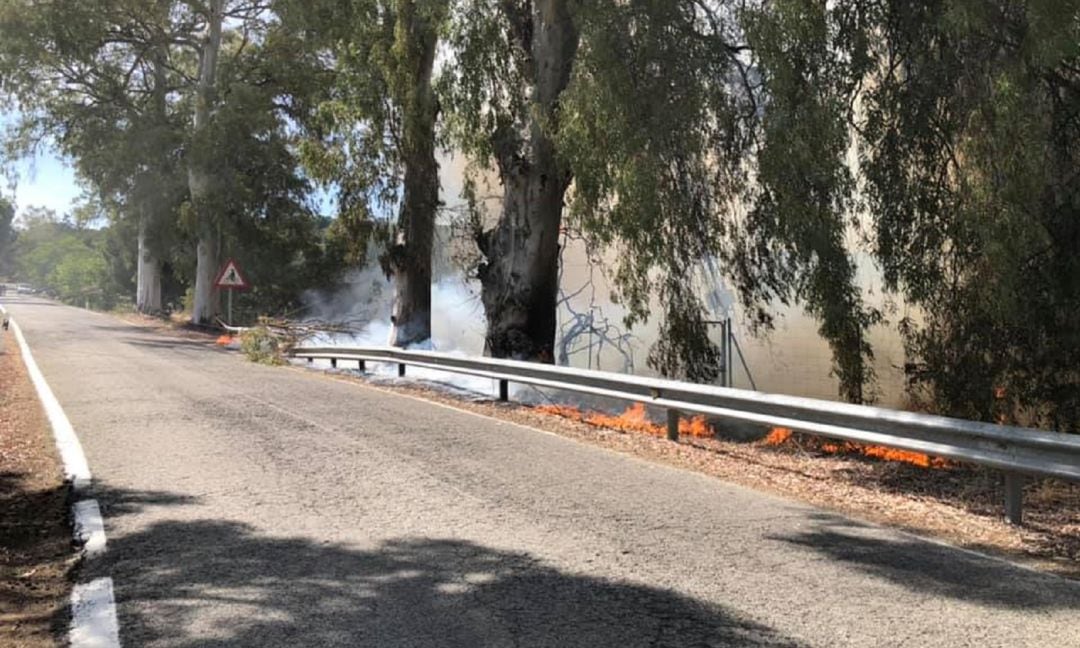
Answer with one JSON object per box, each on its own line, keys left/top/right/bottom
{"left": 70, "top": 578, "right": 121, "bottom": 648}
{"left": 10, "top": 317, "right": 93, "bottom": 490}
{"left": 74, "top": 499, "right": 107, "bottom": 557}
{"left": 4, "top": 309, "right": 122, "bottom": 648}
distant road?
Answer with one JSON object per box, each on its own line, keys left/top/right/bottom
{"left": 5, "top": 295, "right": 1079, "bottom": 647}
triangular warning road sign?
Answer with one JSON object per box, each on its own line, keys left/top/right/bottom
{"left": 214, "top": 258, "right": 250, "bottom": 290}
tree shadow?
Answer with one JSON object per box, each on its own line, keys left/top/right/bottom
{"left": 118, "top": 336, "right": 225, "bottom": 352}
{"left": 770, "top": 513, "right": 1080, "bottom": 610}
{"left": 0, "top": 471, "right": 73, "bottom": 641}
{"left": 82, "top": 484, "right": 802, "bottom": 647}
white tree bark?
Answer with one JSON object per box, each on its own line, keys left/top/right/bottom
{"left": 136, "top": 217, "right": 162, "bottom": 313}
{"left": 189, "top": 0, "right": 224, "bottom": 324}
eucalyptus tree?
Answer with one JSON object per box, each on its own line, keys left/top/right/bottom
{"left": 278, "top": 0, "right": 449, "bottom": 347}
{"left": 734, "top": 0, "right": 1080, "bottom": 420}
{"left": 842, "top": 0, "right": 1080, "bottom": 424}
{"left": 440, "top": 0, "right": 579, "bottom": 363}
{"left": 0, "top": 0, "right": 189, "bottom": 313}
{"left": 439, "top": 0, "right": 878, "bottom": 401}
{"left": 187, "top": 0, "right": 226, "bottom": 323}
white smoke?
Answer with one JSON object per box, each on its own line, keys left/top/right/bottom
{"left": 298, "top": 269, "right": 497, "bottom": 396}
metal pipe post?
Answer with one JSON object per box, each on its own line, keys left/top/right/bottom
{"left": 358, "top": 359, "right": 365, "bottom": 373}
{"left": 666, "top": 409, "right": 680, "bottom": 441}
{"left": 330, "top": 358, "right": 337, "bottom": 369}
{"left": 498, "top": 379, "right": 509, "bottom": 402}
{"left": 398, "top": 363, "right": 406, "bottom": 378}
{"left": 1004, "top": 472, "right": 1024, "bottom": 525}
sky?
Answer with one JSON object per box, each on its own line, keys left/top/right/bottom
{"left": 6, "top": 151, "right": 82, "bottom": 217}
{"left": 1, "top": 110, "right": 83, "bottom": 218}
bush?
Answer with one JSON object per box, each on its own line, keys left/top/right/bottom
{"left": 240, "top": 326, "right": 284, "bottom": 365}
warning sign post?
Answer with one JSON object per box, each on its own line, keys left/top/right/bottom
{"left": 214, "top": 259, "right": 250, "bottom": 326}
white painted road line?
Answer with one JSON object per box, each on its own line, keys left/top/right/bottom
{"left": 7, "top": 310, "right": 122, "bottom": 646}
{"left": 74, "top": 499, "right": 107, "bottom": 557}
{"left": 70, "top": 578, "right": 121, "bottom": 648}
{"left": 10, "top": 317, "right": 93, "bottom": 490}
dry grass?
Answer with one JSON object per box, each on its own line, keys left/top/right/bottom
{"left": 0, "top": 327, "right": 77, "bottom": 647}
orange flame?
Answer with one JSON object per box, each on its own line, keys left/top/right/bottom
{"left": 536, "top": 403, "right": 716, "bottom": 439}
{"left": 762, "top": 426, "right": 949, "bottom": 469}
{"left": 763, "top": 427, "right": 793, "bottom": 445}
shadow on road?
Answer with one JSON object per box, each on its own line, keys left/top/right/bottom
{"left": 119, "top": 336, "right": 223, "bottom": 352}
{"left": 771, "top": 513, "right": 1080, "bottom": 610}
{"left": 84, "top": 483, "right": 801, "bottom": 647}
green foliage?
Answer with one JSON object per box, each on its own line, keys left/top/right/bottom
{"left": 739, "top": 0, "right": 881, "bottom": 402}
{"left": 0, "top": 196, "right": 14, "bottom": 276}
{"left": 279, "top": 0, "right": 448, "bottom": 264}
{"left": 555, "top": 1, "right": 753, "bottom": 383}
{"left": 10, "top": 209, "right": 124, "bottom": 308}
{"left": 0, "top": 0, "right": 344, "bottom": 319}
{"left": 847, "top": 0, "right": 1080, "bottom": 426}
{"left": 240, "top": 326, "right": 285, "bottom": 365}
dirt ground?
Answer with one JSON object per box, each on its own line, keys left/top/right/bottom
{"left": 317, "top": 369, "right": 1080, "bottom": 579}
{"left": 0, "top": 325, "right": 76, "bottom": 648}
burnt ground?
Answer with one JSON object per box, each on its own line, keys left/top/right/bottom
{"left": 320, "top": 369, "right": 1080, "bottom": 579}
{"left": 0, "top": 326, "right": 76, "bottom": 647}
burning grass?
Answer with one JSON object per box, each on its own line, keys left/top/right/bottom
{"left": 536, "top": 402, "right": 716, "bottom": 439}
{"left": 761, "top": 427, "right": 952, "bottom": 469}
{"left": 537, "top": 406, "right": 949, "bottom": 471}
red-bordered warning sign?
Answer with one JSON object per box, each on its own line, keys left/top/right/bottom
{"left": 213, "top": 258, "right": 250, "bottom": 290}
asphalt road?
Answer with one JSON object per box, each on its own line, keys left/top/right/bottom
{"left": 5, "top": 295, "right": 1079, "bottom": 647}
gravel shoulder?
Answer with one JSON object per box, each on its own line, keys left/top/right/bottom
{"left": 0, "top": 326, "right": 76, "bottom": 647}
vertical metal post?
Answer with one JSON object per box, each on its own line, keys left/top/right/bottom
{"left": 1004, "top": 472, "right": 1024, "bottom": 525}
{"left": 666, "top": 409, "right": 680, "bottom": 441}
{"left": 330, "top": 358, "right": 337, "bottom": 369}
{"left": 307, "top": 357, "right": 313, "bottom": 364}
{"left": 726, "top": 318, "right": 734, "bottom": 388}
{"left": 227, "top": 289, "right": 233, "bottom": 327}
{"left": 498, "top": 379, "right": 509, "bottom": 402}
{"left": 398, "top": 363, "right": 406, "bottom": 378}
{"left": 358, "top": 359, "right": 365, "bottom": 373}
{"left": 719, "top": 320, "right": 728, "bottom": 387}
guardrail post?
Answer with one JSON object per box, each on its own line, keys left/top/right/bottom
{"left": 398, "top": 363, "right": 406, "bottom": 378}
{"left": 666, "top": 409, "right": 680, "bottom": 441}
{"left": 330, "top": 358, "right": 337, "bottom": 369}
{"left": 498, "top": 379, "right": 509, "bottom": 402}
{"left": 358, "top": 359, "right": 365, "bottom": 373}
{"left": 1004, "top": 472, "right": 1024, "bottom": 525}
{"left": 307, "top": 357, "right": 313, "bottom": 364}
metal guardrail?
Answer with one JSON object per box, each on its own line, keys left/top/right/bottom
{"left": 291, "top": 345, "right": 1080, "bottom": 525}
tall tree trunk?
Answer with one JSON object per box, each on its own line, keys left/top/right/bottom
{"left": 479, "top": 0, "right": 578, "bottom": 361}
{"left": 136, "top": 215, "right": 162, "bottom": 313}
{"left": 189, "top": 0, "right": 224, "bottom": 324}
{"left": 137, "top": 2, "right": 168, "bottom": 317}
{"left": 386, "top": 0, "right": 442, "bottom": 348}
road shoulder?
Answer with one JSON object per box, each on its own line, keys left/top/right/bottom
{"left": 0, "top": 325, "right": 76, "bottom": 647}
